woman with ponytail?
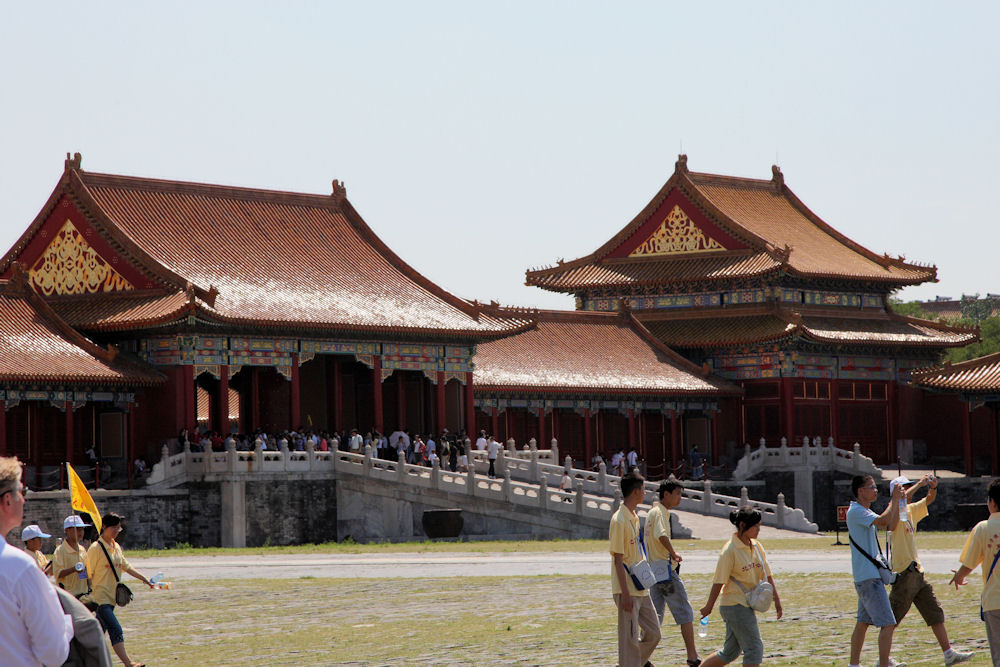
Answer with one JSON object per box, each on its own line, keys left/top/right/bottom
{"left": 698, "top": 505, "right": 782, "bottom": 666}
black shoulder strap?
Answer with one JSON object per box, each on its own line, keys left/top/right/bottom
{"left": 849, "top": 534, "right": 886, "bottom": 570}
{"left": 97, "top": 540, "right": 120, "bottom": 583}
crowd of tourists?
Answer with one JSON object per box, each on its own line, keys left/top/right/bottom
{"left": 609, "top": 470, "right": 996, "bottom": 667}
{"left": 2, "top": 454, "right": 154, "bottom": 666}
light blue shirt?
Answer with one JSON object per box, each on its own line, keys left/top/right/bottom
{"left": 846, "top": 500, "right": 882, "bottom": 582}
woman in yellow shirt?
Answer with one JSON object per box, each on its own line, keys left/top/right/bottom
{"left": 698, "top": 506, "right": 783, "bottom": 667}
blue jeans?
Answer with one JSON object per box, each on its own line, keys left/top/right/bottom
{"left": 96, "top": 604, "right": 124, "bottom": 645}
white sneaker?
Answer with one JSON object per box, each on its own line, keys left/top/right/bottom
{"left": 883, "top": 659, "right": 906, "bottom": 667}
{"left": 944, "top": 650, "right": 974, "bottom": 665}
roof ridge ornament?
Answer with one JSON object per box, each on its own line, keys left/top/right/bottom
{"left": 331, "top": 179, "right": 347, "bottom": 204}
{"left": 771, "top": 164, "right": 784, "bottom": 189}
{"left": 676, "top": 154, "right": 689, "bottom": 173}
{"left": 65, "top": 152, "right": 82, "bottom": 172}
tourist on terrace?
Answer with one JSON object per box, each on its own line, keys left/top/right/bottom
{"left": 0, "top": 456, "right": 72, "bottom": 666}
{"left": 887, "top": 475, "right": 972, "bottom": 664}
{"left": 626, "top": 447, "right": 639, "bottom": 472}
{"left": 349, "top": 429, "right": 363, "bottom": 453}
{"left": 457, "top": 440, "right": 469, "bottom": 473}
{"left": 487, "top": 436, "right": 500, "bottom": 478}
{"left": 611, "top": 449, "right": 625, "bottom": 477}
{"left": 609, "top": 471, "right": 660, "bottom": 666}
{"left": 699, "top": 506, "right": 782, "bottom": 667}
{"left": 846, "top": 475, "right": 904, "bottom": 667}
{"left": 475, "top": 430, "right": 488, "bottom": 451}
{"left": 646, "top": 480, "right": 700, "bottom": 666}
{"left": 950, "top": 478, "right": 1000, "bottom": 664}
{"left": 86, "top": 512, "right": 154, "bottom": 667}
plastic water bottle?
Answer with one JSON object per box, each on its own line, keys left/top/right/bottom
{"left": 899, "top": 499, "right": 908, "bottom": 522}
{"left": 698, "top": 616, "right": 709, "bottom": 638}
{"left": 150, "top": 572, "right": 164, "bottom": 585}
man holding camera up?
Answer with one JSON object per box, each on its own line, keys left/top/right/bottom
{"left": 846, "top": 474, "right": 903, "bottom": 667}
{"left": 887, "top": 475, "right": 973, "bottom": 665}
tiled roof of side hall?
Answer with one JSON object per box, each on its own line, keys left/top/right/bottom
{"left": 633, "top": 305, "right": 977, "bottom": 349}
{"left": 0, "top": 275, "right": 163, "bottom": 385}
{"left": 526, "top": 156, "right": 936, "bottom": 292}
{"left": 472, "top": 309, "right": 739, "bottom": 395}
{"left": 0, "top": 159, "right": 533, "bottom": 338}
{"left": 911, "top": 353, "right": 1000, "bottom": 393}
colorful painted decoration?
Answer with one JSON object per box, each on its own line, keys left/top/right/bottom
{"left": 630, "top": 205, "right": 724, "bottom": 256}
{"left": 29, "top": 220, "right": 133, "bottom": 295}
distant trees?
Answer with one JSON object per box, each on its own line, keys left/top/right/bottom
{"left": 888, "top": 294, "right": 1000, "bottom": 363}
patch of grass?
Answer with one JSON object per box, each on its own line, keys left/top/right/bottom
{"left": 126, "top": 532, "right": 973, "bottom": 560}
{"left": 124, "top": 572, "right": 993, "bottom": 665}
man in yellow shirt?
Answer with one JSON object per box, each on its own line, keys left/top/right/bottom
{"left": 888, "top": 475, "right": 972, "bottom": 665}
{"left": 951, "top": 478, "right": 1000, "bottom": 665}
{"left": 610, "top": 471, "right": 660, "bottom": 667}
{"left": 53, "top": 515, "right": 92, "bottom": 599}
{"left": 645, "top": 480, "right": 700, "bottom": 666}
{"left": 86, "top": 512, "right": 153, "bottom": 667}
{"left": 21, "top": 524, "right": 52, "bottom": 575}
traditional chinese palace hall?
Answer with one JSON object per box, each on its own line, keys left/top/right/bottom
{"left": 0, "top": 153, "right": 986, "bottom": 487}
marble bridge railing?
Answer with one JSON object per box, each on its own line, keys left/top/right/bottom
{"left": 468, "top": 447, "right": 818, "bottom": 533}
{"left": 732, "top": 438, "right": 883, "bottom": 481}
{"left": 145, "top": 440, "right": 817, "bottom": 533}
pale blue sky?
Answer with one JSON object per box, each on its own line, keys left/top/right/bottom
{"left": 2, "top": 3, "right": 996, "bottom": 310}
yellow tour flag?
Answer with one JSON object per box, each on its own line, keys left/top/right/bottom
{"left": 67, "top": 463, "right": 102, "bottom": 534}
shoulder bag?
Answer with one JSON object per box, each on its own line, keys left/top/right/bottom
{"left": 622, "top": 520, "right": 657, "bottom": 591}
{"left": 729, "top": 542, "right": 773, "bottom": 612}
{"left": 97, "top": 540, "right": 133, "bottom": 607}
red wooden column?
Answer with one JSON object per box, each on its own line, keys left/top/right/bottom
{"left": 183, "top": 365, "right": 196, "bottom": 432}
{"left": 0, "top": 403, "right": 6, "bottom": 456}
{"left": 396, "top": 371, "right": 406, "bottom": 429}
{"left": 627, "top": 408, "right": 636, "bottom": 453}
{"left": 372, "top": 356, "right": 384, "bottom": 435}
{"left": 289, "top": 354, "right": 301, "bottom": 430}
{"left": 64, "top": 402, "right": 74, "bottom": 467}
{"left": 127, "top": 404, "right": 136, "bottom": 489}
{"left": 830, "top": 379, "right": 841, "bottom": 447}
{"left": 887, "top": 381, "right": 897, "bottom": 463}
{"left": 331, "top": 360, "right": 343, "bottom": 432}
{"left": 962, "top": 405, "right": 973, "bottom": 476}
{"left": 491, "top": 407, "right": 499, "bottom": 439}
{"left": 710, "top": 411, "right": 719, "bottom": 466}
{"left": 992, "top": 406, "right": 999, "bottom": 476}
{"left": 782, "top": 378, "right": 795, "bottom": 442}
{"left": 250, "top": 367, "right": 261, "bottom": 432}
{"left": 584, "top": 408, "right": 593, "bottom": 466}
{"left": 463, "top": 372, "right": 475, "bottom": 435}
{"left": 436, "top": 371, "right": 446, "bottom": 433}
{"left": 670, "top": 410, "right": 679, "bottom": 470}
{"left": 538, "top": 407, "right": 547, "bottom": 448}
{"left": 217, "top": 366, "right": 230, "bottom": 434}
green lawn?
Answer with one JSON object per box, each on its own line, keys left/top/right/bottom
{"left": 126, "top": 532, "right": 973, "bottom": 559}
{"left": 120, "top": 571, "right": 993, "bottom": 665}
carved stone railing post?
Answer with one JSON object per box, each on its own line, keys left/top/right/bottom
{"left": 529, "top": 446, "right": 539, "bottom": 482}
{"left": 780, "top": 437, "right": 788, "bottom": 465}
{"left": 183, "top": 439, "right": 191, "bottom": 454}
{"left": 227, "top": 438, "right": 238, "bottom": 472}
{"left": 598, "top": 462, "right": 609, "bottom": 494}
{"left": 503, "top": 470, "right": 513, "bottom": 502}
{"left": 564, "top": 455, "right": 573, "bottom": 472}
{"left": 430, "top": 458, "right": 439, "bottom": 490}
{"left": 740, "top": 486, "right": 749, "bottom": 506}
{"left": 397, "top": 450, "right": 407, "bottom": 483}
{"left": 828, "top": 436, "right": 835, "bottom": 448}
{"left": 702, "top": 480, "right": 713, "bottom": 514}
{"left": 575, "top": 481, "right": 584, "bottom": 514}
{"left": 280, "top": 439, "right": 289, "bottom": 471}
{"left": 777, "top": 492, "right": 786, "bottom": 529}
{"left": 506, "top": 438, "right": 516, "bottom": 454}
{"left": 306, "top": 440, "right": 315, "bottom": 471}
{"left": 539, "top": 477, "right": 548, "bottom": 508}
{"left": 496, "top": 448, "right": 506, "bottom": 477}
{"left": 550, "top": 438, "right": 559, "bottom": 463}
{"left": 253, "top": 442, "right": 263, "bottom": 472}
{"left": 467, "top": 463, "right": 476, "bottom": 496}
{"left": 853, "top": 443, "right": 862, "bottom": 470}
{"left": 363, "top": 444, "right": 373, "bottom": 475}
{"left": 612, "top": 488, "right": 623, "bottom": 513}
